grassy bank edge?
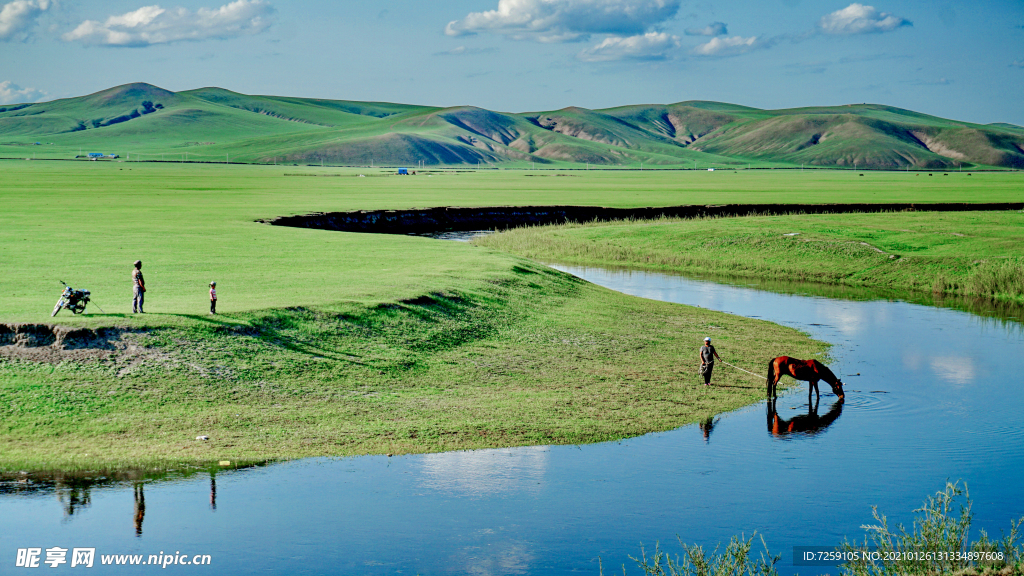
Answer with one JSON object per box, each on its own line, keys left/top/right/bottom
{"left": 0, "top": 260, "right": 827, "bottom": 472}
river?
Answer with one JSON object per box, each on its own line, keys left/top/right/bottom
{"left": 3, "top": 265, "right": 1022, "bottom": 575}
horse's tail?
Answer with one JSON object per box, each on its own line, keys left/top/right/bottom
{"left": 766, "top": 358, "right": 776, "bottom": 386}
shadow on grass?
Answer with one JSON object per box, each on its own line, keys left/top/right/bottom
{"left": 171, "top": 313, "right": 250, "bottom": 327}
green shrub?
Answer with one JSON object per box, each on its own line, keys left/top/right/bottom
{"left": 839, "top": 482, "right": 1022, "bottom": 575}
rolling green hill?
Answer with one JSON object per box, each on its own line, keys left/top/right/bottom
{"left": 2, "top": 82, "right": 1022, "bottom": 169}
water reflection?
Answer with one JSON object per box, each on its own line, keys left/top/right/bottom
{"left": 699, "top": 416, "right": 718, "bottom": 443}
{"left": 133, "top": 483, "right": 145, "bottom": 537}
{"left": 0, "top": 462, "right": 264, "bottom": 538}
{"left": 767, "top": 398, "right": 844, "bottom": 438}
{"left": 419, "top": 446, "right": 549, "bottom": 496}
{"left": 57, "top": 479, "right": 93, "bottom": 520}
{"left": 450, "top": 538, "right": 535, "bottom": 576}
{"left": 901, "top": 353, "right": 978, "bottom": 387}
{"left": 929, "top": 356, "right": 976, "bottom": 386}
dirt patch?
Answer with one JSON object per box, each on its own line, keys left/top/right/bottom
{"left": 0, "top": 323, "right": 148, "bottom": 364}
{"left": 911, "top": 131, "right": 968, "bottom": 160}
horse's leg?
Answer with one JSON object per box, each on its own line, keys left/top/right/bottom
{"left": 811, "top": 380, "right": 820, "bottom": 399}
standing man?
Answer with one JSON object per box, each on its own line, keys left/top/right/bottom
{"left": 132, "top": 260, "right": 146, "bottom": 314}
{"left": 698, "top": 336, "right": 721, "bottom": 386}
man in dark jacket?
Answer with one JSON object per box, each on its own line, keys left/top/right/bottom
{"left": 699, "top": 337, "right": 721, "bottom": 386}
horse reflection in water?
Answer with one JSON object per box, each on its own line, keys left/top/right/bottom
{"left": 767, "top": 397, "right": 844, "bottom": 437}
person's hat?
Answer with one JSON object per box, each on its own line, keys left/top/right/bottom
{"left": 704, "top": 337, "right": 711, "bottom": 342}
{"left": 210, "top": 281, "right": 216, "bottom": 286}
{"left": 134, "top": 260, "right": 142, "bottom": 267}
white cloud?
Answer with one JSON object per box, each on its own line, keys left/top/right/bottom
{"left": 0, "top": 80, "right": 46, "bottom": 104}
{"left": 818, "top": 3, "right": 910, "bottom": 35}
{"left": 62, "top": 0, "right": 274, "bottom": 47}
{"left": 684, "top": 21, "right": 726, "bottom": 36}
{"left": 577, "top": 31, "right": 679, "bottom": 61}
{"left": 445, "top": 0, "right": 681, "bottom": 43}
{"left": 692, "top": 35, "right": 761, "bottom": 57}
{"left": 0, "top": 0, "right": 50, "bottom": 41}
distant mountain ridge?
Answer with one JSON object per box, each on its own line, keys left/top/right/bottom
{"left": 2, "top": 82, "right": 1022, "bottom": 169}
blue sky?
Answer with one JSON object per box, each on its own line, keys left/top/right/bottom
{"left": 2, "top": 0, "right": 1022, "bottom": 125}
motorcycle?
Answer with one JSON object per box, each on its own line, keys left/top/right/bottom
{"left": 51, "top": 281, "right": 92, "bottom": 317}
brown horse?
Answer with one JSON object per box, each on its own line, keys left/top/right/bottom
{"left": 766, "top": 356, "right": 844, "bottom": 400}
{"left": 766, "top": 397, "right": 844, "bottom": 437}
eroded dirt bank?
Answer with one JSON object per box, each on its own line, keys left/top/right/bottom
{"left": 259, "top": 202, "right": 1024, "bottom": 234}
{"left": 0, "top": 323, "right": 145, "bottom": 363}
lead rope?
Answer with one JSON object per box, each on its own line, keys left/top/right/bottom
{"left": 718, "top": 360, "right": 764, "bottom": 381}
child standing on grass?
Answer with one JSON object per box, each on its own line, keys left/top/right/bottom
{"left": 209, "top": 282, "right": 217, "bottom": 314}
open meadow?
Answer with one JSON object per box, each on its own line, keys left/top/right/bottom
{"left": 1, "top": 160, "right": 1021, "bottom": 469}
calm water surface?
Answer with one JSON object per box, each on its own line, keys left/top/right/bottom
{"left": 3, "top": 266, "right": 1023, "bottom": 575}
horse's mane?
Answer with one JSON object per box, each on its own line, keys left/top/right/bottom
{"left": 812, "top": 359, "right": 838, "bottom": 384}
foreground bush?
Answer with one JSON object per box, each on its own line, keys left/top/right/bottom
{"left": 840, "top": 482, "right": 1022, "bottom": 576}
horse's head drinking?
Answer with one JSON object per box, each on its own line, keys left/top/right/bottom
{"left": 830, "top": 379, "right": 845, "bottom": 401}
{"left": 815, "top": 362, "right": 845, "bottom": 401}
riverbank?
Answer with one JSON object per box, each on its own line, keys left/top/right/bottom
{"left": 475, "top": 211, "right": 1024, "bottom": 302}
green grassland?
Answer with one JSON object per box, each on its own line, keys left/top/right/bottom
{"left": 2, "top": 83, "right": 1024, "bottom": 169}
{"left": 2, "top": 162, "right": 1021, "bottom": 321}
{"left": 0, "top": 161, "right": 872, "bottom": 470}
{"left": 476, "top": 211, "right": 1024, "bottom": 303}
